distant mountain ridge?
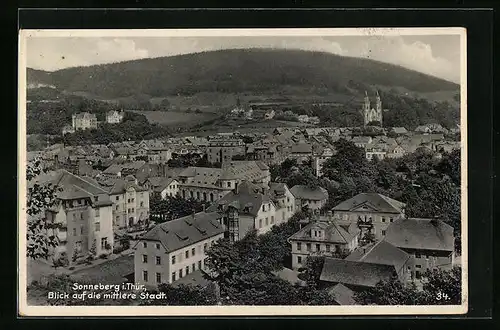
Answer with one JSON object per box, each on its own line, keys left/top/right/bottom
{"left": 26, "top": 48, "right": 459, "bottom": 100}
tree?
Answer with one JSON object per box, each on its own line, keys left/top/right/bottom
{"left": 141, "top": 283, "right": 218, "bottom": 306}
{"left": 298, "top": 256, "right": 325, "bottom": 288}
{"left": 359, "top": 232, "right": 376, "bottom": 247}
{"left": 421, "top": 266, "right": 462, "bottom": 305}
{"left": 26, "top": 158, "right": 62, "bottom": 260}
{"left": 354, "top": 279, "right": 426, "bottom": 305}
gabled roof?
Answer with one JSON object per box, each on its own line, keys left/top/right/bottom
{"left": 210, "top": 181, "right": 272, "bottom": 217}
{"left": 290, "top": 185, "right": 328, "bottom": 201}
{"left": 139, "top": 211, "right": 224, "bottom": 253}
{"left": 291, "top": 143, "right": 313, "bottom": 154}
{"left": 332, "top": 193, "right": 405, "bottom": 214}
{"left": 384, "top": 218, "right": 454, "bottom": 252}
{"left": 288, "top": 220, "right": 360, "bottom": 244}
{"left": 345, "top": 240, "right": 411, "bottom": 274}
{"left": 329, "top": 283, "right": 356, "bottom": 305}
{"left": 320, "top": 257, "right": 397, "bottom": 288}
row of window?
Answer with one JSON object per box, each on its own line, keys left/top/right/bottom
{"left": 296, "top": 242, "right": 341, "bottom": 253}
{"left": 114, "top": 192, "right": 145, "bottom": 201}
{"left": 142, "top": 260, "right": 206, "bottom": 283}
{"left": 141, "top": 241, "right": 212, "bottom": 265}
{"left": 257, "top": 216, "right": 275, "bottom": 228}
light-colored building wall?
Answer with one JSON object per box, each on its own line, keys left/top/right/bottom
{"left": 111, "top": 187, "right": 150, "bottom": 229}
{"left": 333, "top": 211, "right": 402, "bottom": 239}
{"left": 134, "top": 234, "right": 224, "bottom": 288}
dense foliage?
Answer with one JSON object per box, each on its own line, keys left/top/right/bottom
{"left": 149, "top": 195, "right": 210, "bottom": 223}
{"left": 354, "top": 266, "right": 462, "bottom": 305}
{"left": 26, "top": 159, "right": 62, "bottom": 260}
{"left": 27, "top": 49, "right": 458, "bottom": 99}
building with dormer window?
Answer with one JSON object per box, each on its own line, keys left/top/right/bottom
{"left": 288, "top": 212, "right": 361, "bottom": 270}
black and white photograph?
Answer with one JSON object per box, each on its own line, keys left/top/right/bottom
{"left": 18, "top": 28, "right": 467, "bottom": 316}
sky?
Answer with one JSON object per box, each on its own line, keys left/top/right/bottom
{"left": 26, "top": 34, "right": 461, "bottom": 83}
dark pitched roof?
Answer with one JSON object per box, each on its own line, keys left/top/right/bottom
{"left": 289, "top": 220, "right": 360, "bottom": 244}
{"left": 384, "top": 218, "right": 454, "bottom": 252}
{"left": 345, "top": 240, "right": 411, "bottom": 273}
{"left": 139, "top": 212, "right": 224, "bottom": 253}
{"left": 329, "top": 283, "right": 356, "bottom": 305}
{"left": 320, "top": 258, "right": 397, "bottom": 288}
{"left": 332, "top": 193, "right": 405, "bottom": 214}
{"left": 211, "top": 181, "right": 272, "bottom": 217}
{"left": 290, "top": 185, "right": 328, "bottom": 201}
{"left": 291, "top": 143, "right": 313, "bottom": 154}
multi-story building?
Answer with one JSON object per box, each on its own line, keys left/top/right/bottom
{"left": 106, "top": 110, "right": 125, "bottom": 124}
{"left": 288, "top": 213, "right": 361, "bottom": 270}
{"left": 102, "top": 175, "right": 150, "bottom": 229}
{"left": 332, "top": 193, "right": 406, "bottom": 240}
{"left": 290, "top": 185, "right": 329, "bottom": 211}
{"left": 132, "top": 140, "right": 173, "bottom": 164}
{"left": 268, "top": 182, "right": 296, "bottom": 223}
{"left": 134, "top": 211, "right": 225, "bottom": 288}
{"left": 384, "top": 218, "right": 455, "bottom": 280}
{"left": 34, "top": 170, "right": 114, "bottom": 262}
{"left": 177, "top": 161, "right": 271, "bottom": 203}
{"left": 210, "top": 181, "right": 282, "bottom": 242}
{"left": 312, "top": 146, "right": 335, "bottom": 177}
{"left": 206, "top": 135, "right": 245, "bottom": 164}
{"left": 72, "top": 112, "right": 98, "bottom": 131}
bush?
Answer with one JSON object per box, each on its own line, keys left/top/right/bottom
{"left": 68, "top": 266, "right": 75, "bottom": 271}
{"left": 99, "top": 253, "right": 108, "bottom": 259}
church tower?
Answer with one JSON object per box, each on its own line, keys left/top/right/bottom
{"left": 363, "top": 91, "right": 371, "bottom": 127}
{"left": 375, "top": 90, "right": 383, "bottom": 126}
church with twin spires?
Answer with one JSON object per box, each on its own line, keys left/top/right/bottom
{"left": 362, "top": 90, "right": 383, "bottom": 127}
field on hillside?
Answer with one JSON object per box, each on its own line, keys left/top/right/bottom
{"left": 131, "top": 110, "right": 218, "bottom": 126}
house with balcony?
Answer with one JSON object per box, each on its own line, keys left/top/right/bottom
{"left": 332, "top": 193, "right": 405, "bottom": 240}
{"left": 288, "top": 213, "right": 360, "bottom": 270}
{"left": 31, "top": 169, "right": 114, "bottom": 262}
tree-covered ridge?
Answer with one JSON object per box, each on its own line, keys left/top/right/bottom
{"left": 27, "top": 49, "right": 458, "bottom": 99}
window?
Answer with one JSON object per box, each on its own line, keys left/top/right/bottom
{"left": 116, "top": 205, "right": 119, "bottom": 211}
{"left": 156, "top": 243, "right": 160, "bottom": 250}
{"left": 204, "top": 243, "right": 208, "bottom": 252}
{"left": 143, "top": 270, "right": 148, "bottom": 282}
{"left": 297, "top": 256, "right": 302, "bottom": 264}
{"left": 381, "top": 217, "right": 386, "bottom": 223}
{"left": 416, "top": 252, "right": 421, "bottom": 259}
{"left": 95, "top": 208, "right": 100, "bottom": 217}
{"left": 94, "top": 222, "right": 100, "bottom": 232}
{"left": 101, "top": 237, "right": 108, "bottom": 250}
{"left": 171, "top": 255, "right": 176, "bottom": 265}
{"left": 265, "top": 217, "right": 268, "bottom": 226}
{"left": 416, "top": 265, "right": 422, "bottom": 269}
{"left": 179, "top": 269, "right": 183, "bottom": 278}
{"left": 198, "top": 260, "right": 202, "bottom": 269}
{"left": 192, "top": 263, "right": 195, "bottom": 272}
{"left": 316, "top": 244, "right": 321, "bottom": 252}
{"left": 306, "top": 243, "right": 311, "bottom": 252}
{"left": 185, "top": 266, "right": 190, "bottom": 275}
{"left": 80, "top": 225, "right": 84, "bottom": 235}
{"left": 390, "top": 218, "right": 394, "bottom": 223}
{"left": 227, "top": 182, "right": 231, "bottom": 188}
{"left": 116, "top": 196, "right": 119, "bottom": 201}
{"left": 143, "top": 242, "right": 147, "bottom": 248}
{"left": 72, "top": 228, "right": 76, "bottom": 236}
{"left": 156, "top": 272, "right": 161, "bottom": 284}
{"left": 326, "top": 244, "right": 331, "bottom": 252}
{"left": 73, "top": 213, "right": 76, "bottom": 220}
{"left": 94, "top": 196, "right": 99, "bottom": 202}
{"left": 140, "top": 202, "right": 144, "bottom": 207}
{"left": 297, "top": 242, "right": 302, "bottom": 251}
{"left": 415, "top": 271, "right": 421, "bottom": 279}
{"left": 172, "top": 272, "right": 176, "bottom": 282}
{"left": 262, "top": 204, "right": 266, "bottom": 212}
{"left": 156, "top": 256, "right": 161, "bottom": 265}
{"left": 185, "top": 251, "right": 189, "bottom": 259}
{"left": 191, "top": 248, "right": 196, "bottom": 256}
{"left": 271, "top": 216, "right": 274, "bottom": 224}
{"left": 382, "top": 230, "right": 386, "bottom": 236}
{"left": 287, "top": 197, "right": 290, "bottom": 203}
{"left": 80, "top": 212, "right": 84, "bottom": 220}
{"left": 142, "top": 255, "right": 148, "bottom": 263}
{"left": 259, "top": 219, "right": 262, "bottom": 228}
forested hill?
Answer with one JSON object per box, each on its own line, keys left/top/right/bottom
{"left": 26, "top": 48, "right": 459, "bottom": 99}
